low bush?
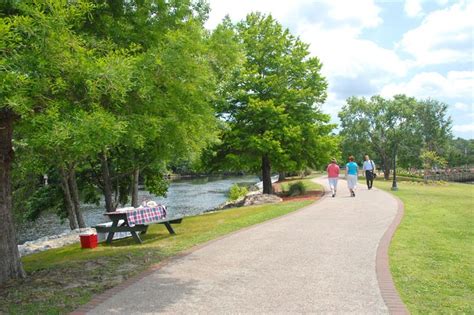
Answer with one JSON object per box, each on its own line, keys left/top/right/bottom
{"left": 288, "top": 181, "right": 306, "bottom": 196}
{"left": 229, "top": 184, "right": 248, "bottom": 201}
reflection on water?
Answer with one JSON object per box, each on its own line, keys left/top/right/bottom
{"left": 17, "top": 175, "right": 258, "bottom": 244}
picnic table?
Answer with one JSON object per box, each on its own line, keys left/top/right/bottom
{"left": 94, "top": 205, "right": 183, "bottom": 245}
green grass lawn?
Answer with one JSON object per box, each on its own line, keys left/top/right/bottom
{"left": 376, "top": 179, "right": 474, "bottom": 314}
{"left": 4, "top": 177, "right": 470, "bottom": 314}
{"left": 0, "top": 199, "right": 314, "bottom": 314}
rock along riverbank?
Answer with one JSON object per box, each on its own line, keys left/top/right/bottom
{"left": 18, "top": 228, "right": 96, "bottom": 257}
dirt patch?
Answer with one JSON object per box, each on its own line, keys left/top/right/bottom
{"left": 272, "top": 179, "right": 303, "bottom": 192}
{"left": 273, "top": 179, "right": 324, "bottom": 202}
{"left": 279, "top": 190, "right": 324, "bottom": 202}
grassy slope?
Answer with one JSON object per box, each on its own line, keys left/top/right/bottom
{"left": 1, "top": 200, "right": 313, "bottom": 314}
{"left": 376, "top": 180, "right": 474, "bottom": 314}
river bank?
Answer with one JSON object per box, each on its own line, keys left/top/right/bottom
{"left": 18, "top": 228, "right": 96, "bottom": 257}
{"left": 16, "top": 175, "right": 299, "bottom": 257}
{"left": 16, "top": 175, "right": 259, "bottom": 244}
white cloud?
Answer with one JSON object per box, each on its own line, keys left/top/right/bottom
{"left": 453, "top": 124, "right": 474, "bottom": 133}
{"left": 405, "top": 0, "right": 423, "bottom": 17}
{"left": 297, "top": 23, "right": 408, "bottom": 79}
{"left": 407, "top": 0, "right": 454, "bottom": 14}
{"left": 325, "top": 0, "right": 382, "bottom": 29}
{"left": 205, "top": 0, "right": 297, "bottom": 30}
{"left": 205, "top": 0, "right": 382, "bottom": 31}
{"left": 399, "top": 1, "right": 474, "bottom": 65}
{"left": 454, "top": 102, "right": 472, "bottom": 111}
{"left": 322, "top": 93, "right": 345, "bottom": 122}
{"left": 206, "top": 0, "right": 404, "bottom": 100}
{"left": 381, "top": 71, "right": 474, "bottom": 100}
{"left": 204, "top": 1, "right": 472, "bottom": 138}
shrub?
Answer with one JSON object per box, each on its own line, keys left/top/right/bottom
{"left": 288, "top": 181, "right": 306, "bottom": 196}
{"left": 229, "top": 184, "right": 248, "bottom": 201}
{"left": 302, "top": 167, "right": 313, "bottom": 177}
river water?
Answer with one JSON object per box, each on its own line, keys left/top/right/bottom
{"left": 17, "top": 175, "right": 259, "bottom": 244}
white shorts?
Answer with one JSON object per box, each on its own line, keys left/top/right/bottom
{"left": 347, "top": 174, "right": 358, "bottom": 189}
{"left": 328, "top": 178, "right": 338, "bottom": 190}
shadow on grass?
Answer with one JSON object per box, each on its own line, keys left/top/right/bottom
{"left": 102, "top": 231, "right": 174, "bottom": 247}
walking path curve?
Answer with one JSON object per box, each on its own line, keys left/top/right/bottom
{"left": 77, "top": 177, "right": 407, "bottom": 314}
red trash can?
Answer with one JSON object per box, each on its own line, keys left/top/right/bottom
{"left": 80, "top": 233, "right": 98, "bottom": 249}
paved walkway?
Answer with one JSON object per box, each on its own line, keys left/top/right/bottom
{"left": 85, "top": 177, "right": 400, "bottom": 314}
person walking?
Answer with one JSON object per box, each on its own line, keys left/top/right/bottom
{"left": 327, "top": 158, "right": 340, "bottom": 197}
{"left": 362, "top": 155, "right": 376, "bottom": 190}
{"left": 345, "top": 156, "right": 359, "bottom": 197}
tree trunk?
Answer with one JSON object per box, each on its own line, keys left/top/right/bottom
{"left": 382, "top": 155, "right": 391, "bottom": 180}
{"left": 100, "top": 151, "right": 116, "bottom": 212}
{"left": 68, "top": 166, "right": 85, "bottom": 228}
{"left": 262, "top": 154, "right": 273, "bottom": 194}
{"left": 278, "top": 172, "right": 286, "bottom": 181}
{"left": 59, "top": 166, "right": 79, "bottom": 230}
{"left": 131, "top": 168, "right": 140, "bottom": 207}
{"left": 0, "top": 110, "right": 25, "bottom": 285}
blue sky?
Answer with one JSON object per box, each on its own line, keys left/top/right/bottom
{"left": 205, "top": 0, "right": 474, "bottom": 139}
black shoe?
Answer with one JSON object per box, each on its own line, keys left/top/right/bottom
{"left": 352, "top": 191, "right": 355, "bottom": 197}
{"left": 332, "top": 193, "right": 335, "bottom": 197}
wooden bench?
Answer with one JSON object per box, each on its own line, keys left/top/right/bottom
{"left": 94, "top": 211, "right": 183, "bottom": 245}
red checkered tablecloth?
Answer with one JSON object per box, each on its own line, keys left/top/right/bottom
{"left": 116, "top": 206, "right": 167, "bottom": 226}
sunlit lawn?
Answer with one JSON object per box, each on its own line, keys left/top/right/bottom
{"left": 5, "top": 176, "right": 471, "bottom": 314}
{"left": 0, "top": 199, "right": 314, "bottom": 314}
{"left": 376, "top": 179, "right": 474, "bottom": 314}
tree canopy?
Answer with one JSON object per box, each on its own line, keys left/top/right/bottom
{"left": 0, "top": 0, "right": 226, "bottom": 285}
{"left": 338, "top": 95, "right": 453, "bottom": 178}
{"left": 211, "top": 13, "right": 337, "bottom": 193}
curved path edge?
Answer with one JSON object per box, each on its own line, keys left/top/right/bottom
{"left": 375, "top": 190, "right": 410, "bottom": 315}
{"left": 71, "top": 190, "right": 327, "bottom": 315}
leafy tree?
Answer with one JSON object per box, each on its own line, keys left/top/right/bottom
{"left": 340, "top": 96, "right": 388, "bottom": 178}
{"left": 420, "top": 150, "right": 447, "bottom": 182}
{"left": 387, "top": 95, "right": 420, "bottom": 170}
{"left": 416, "top": 99, "right": 452, "bottom": 152}
{"left": 0, "top": 0, "right": 229, "bottom": 285}
{"left": 80, "top": 1, "right": 219, "bottom": 211}
{"left": 214, "top": 13, "right": 334, "bottom": 194}
{"left": 0, "top": 0, "right": 94, "bottom": 285}
{"left": 446, "top": 137, "right": 474, "bottom": 167}
{"left": 339, "top": 95, "right": 452, "bottom": 178}
{"left": 19, "top": 107, "right": 128, "bottom": 227}
{"left": 397, "top": 99, "right": 452, "bottom": 168}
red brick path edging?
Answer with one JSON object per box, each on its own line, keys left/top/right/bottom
{"left": 375, "top": 192, "right": 410, "bottom": 314}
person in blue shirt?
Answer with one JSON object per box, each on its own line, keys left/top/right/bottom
{"left": 345, "top": 156, "right": 359, "bottom": 197}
